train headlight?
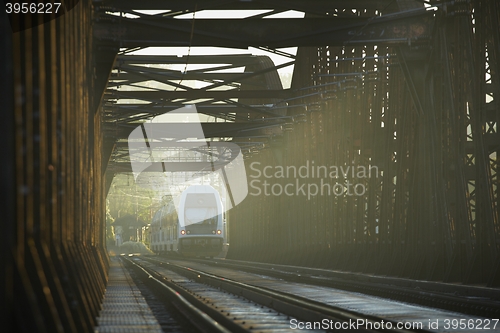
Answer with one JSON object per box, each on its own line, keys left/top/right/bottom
{"left": 181, "top": 230, "right": 185, "bottom": 235}
{"left": 217, "top": 230, "right": 221, "bottom": 235}
{"left": 212, "top": 230, "right": 216, "bottom": 234}
{"left": 187, "top": 230, "right": 191, "bottom": 234}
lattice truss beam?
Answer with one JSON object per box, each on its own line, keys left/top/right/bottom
{"left": 96, "top": 0, "right": 435, "bottom": 176}
{"left": 102, "top": 53, "right": 289, "bottom": 175}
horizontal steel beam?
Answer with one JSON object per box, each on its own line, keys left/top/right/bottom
{"left": 109, "top": 161, "right": 229, "bottom": 172}
{"left": 116, "top": 141, "right": 240, "bottom": 149}
{"left": 111, "top": 71, "right": 262, "bottom": 82}
{"left": 115, "top": 54, "right": 257, "bottom": 65}
{"left": 106, "top": 89, "right": 292, "bottom": 100}
{"left": 105, "top": 104, "right": 281, "bottom": 114}
{"left": 98, "top": 0, "right": 393, "bottom": 11}
{"left": 113, "top": 121, "right": 284, "bottom": 139}
{"left": 94, "top": 10, "right": 434, "bottom": 48}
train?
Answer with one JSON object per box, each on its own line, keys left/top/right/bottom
{"left": 149, "top": 185, "right": 227, "bottom": 258}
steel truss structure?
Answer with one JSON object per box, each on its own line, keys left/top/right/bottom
{"left": 96, "top": 1, "right": 499, "bottom": 285}
{"left": 229, "top": 1, "right": 500, "bottom": 286}
{"left": 4, "top": 1, "right": 500, "bottom": 331}
{"left": 97, "top": 0, "right": 434, "bottom": 189}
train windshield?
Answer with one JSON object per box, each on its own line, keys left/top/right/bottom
{"left": 185, "top": 208, "right": 218, "bottom": 225}
{"left": 184, "top": 193, "right": 218, "bottom": 226}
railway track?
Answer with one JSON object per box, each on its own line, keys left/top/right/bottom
{"left": 187, "top": 258, "right": 500, "bottom": 319}
{"left": 124, "top": 256, "right": 326, "bottom": 332}
{"left": 122, "top": 255, "right": 500, "bottom": 332}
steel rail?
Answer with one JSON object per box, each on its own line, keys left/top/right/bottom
{"left": 141, "top": 256, "right": 429, "bottom": 333}
{"left": 122, "top": 257, "right": 233, "bottom": 333}
{"left": 191, "top": 258, "right": 500, "bottom": 318}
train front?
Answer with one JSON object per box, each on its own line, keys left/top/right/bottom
{"left": 178, "top": 186, "right": 224, "bottom": 258}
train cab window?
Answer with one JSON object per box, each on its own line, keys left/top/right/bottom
{"left": 185, "top": 207, "right": 217, "bottom": 225}
{"left": 184, "top": 193, "right": 218, "bottom": 225}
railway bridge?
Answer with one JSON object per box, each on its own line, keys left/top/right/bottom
{"left": 3, "top": 0, "right": 500, "bottom": 332}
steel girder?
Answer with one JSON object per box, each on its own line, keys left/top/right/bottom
{"left": 106, "top": 89, "right": 292, "bottom": 100}
{"left": 94, "top": 10, "right": 434, "bottom": 48}
{"left": 98, "top": 0, "right": 394, "bottom": 12}
{"left": 112, "top": 122, "right": 285, "bottom": 139}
